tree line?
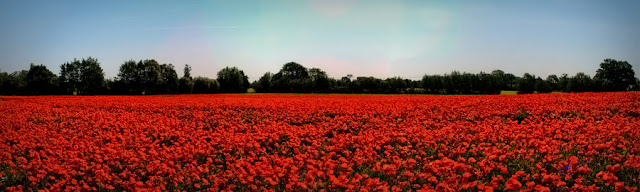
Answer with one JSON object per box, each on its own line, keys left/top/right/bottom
{"left": 0, "top": 58, "right": 637, "bottom": 95}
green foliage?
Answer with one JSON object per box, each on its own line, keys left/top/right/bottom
{"left": 385, "top": 77, "right": 407, "bottom": 93}
{"left": 26, "top": 64, "right": 58, "bottom": 95}
{"left": 158, "top": 64, "right": 179, "bottom": 94}
{"left": 192, "top": 77, "right": 219, "bottom": 94}
{"left": 217, "top": 66, "right": 249, "bottom": 93}
{"left": 566, "top": 72, "right": 593, "bottom": 93}
{"left": 116, "top": 59, "right": 179, "bottom": 94}
{"left": 535, "top": 77, "right": 552, "bottom": 93}
{"left": 422, "top": 70, "right": 514, "bottom": 95}
{"left": 309, "top": 68, "right": 330, "bottom": 92}
{"left": 178, "top": 77, "right": 194, "bottom": 94}
{"left": 278, "top": 62, "right": 308, "bottom": 80}
{"left": 352, "top": 76, "right": 385, "bottom": 93}
{"left": 546, "top": 75, "right": 559, "bottom": 91}
{"left": 511, "top": 110, "right": 531, "bottom": 123}
{"left": 272, "top": 62, "right": 312, "bottom": 93}
{"left": 517, "top": 73, "right": 536, "bottom": 94}
{"left": 491, "top": 70, "right": 511, "bottom": 90}
{"left": 178, "top": 64, "right": 194, "bottom": 94}
{"left": 557, "top": 73, "right": 569, "bottom": 92}
{"left": 60, "top": 57, "right": 105, "bottom": 95}
{"left": 0, "top": 70, "right": 27, "bottom": 95}
{"left": 183, "top": 64, "right": 192, "bottom": 79}
{"left": 422, "top": 74, "right": 444, "bottom": 94}
{"left": 253, "top": 72, "right": 273, "bottom": 93}
{"left": 0, "top": 57, "right": 636, "bottom": 95}
{"left": 595, "top": 58, "right": 637, "bottom": 91}
{"left": 0, "top": 163, "right": 29, "bottom": 190}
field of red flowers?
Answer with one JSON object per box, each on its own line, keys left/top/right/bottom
{"left": 1, "top": 92, "right": 639, "bottom": 191}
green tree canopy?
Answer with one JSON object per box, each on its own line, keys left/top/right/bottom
{"left": 158, "top": 64, "right": 179, "bottom": 94}
{"left": 567, "top": 72, "right": 593, "bottom": 92}
{"left": 216, "top": 66, "right": 249, "bottom": 93}
{"left": 60, "top": 57, "right": 105, "bottom": 95}
{"left": 179, "top": 64, "right": 194, "bottom": 94}
{"left": 535, "top": 77, "right": 552, "bottom": 93}
{"left": 545, "top": 75, "right": 559, "bottom": 91}
{"left": 272, "top": 62, "right": 311, "bottom": 93}
{"left": 385, "top": 77, "right": 406, "bottom": 93}
{"left": 254, "top": 72, "right": 273, "bottom": 93}
{"left": 595, "top": 58, "right": 636, "bottom": 91}
{"left": 26, "top": 64, "right": 58, "bottom": 95}
{"left": 192, "top": 77, "right": 219, "bottom": 93}
{"left": 309, "top": 68, "right": 330, "bottom": 92}
{"left": 518, "top": 73, "right": 536, "bottom": 94}
{"left": 0, "top": 70, "right": 28, "bottom": 95}
{"left": 117, "top": 59, "right": 176, "bottom": 94}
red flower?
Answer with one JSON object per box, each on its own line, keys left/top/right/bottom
{"left": 1, "top": 92, "right": 638, "bottom": 191}
{"left": 505, "top": 177, "right": 522, "bottom": 190}
{"left": 534, "top": 185, "right": 551, "bottom": 192}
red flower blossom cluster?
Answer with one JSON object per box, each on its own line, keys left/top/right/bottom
{"left": 1, "top": 92, "right": 639, "bottom": 191}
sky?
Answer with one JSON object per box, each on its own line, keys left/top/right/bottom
{"left": 1, "top": 0, "right": 639, "bottom": 81}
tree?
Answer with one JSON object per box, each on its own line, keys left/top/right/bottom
{"left": 139, "top": 60, "right": 162, "bottom": 94}
{"left": 557, "top": 73, "right": 570, "bottom": 92}
{"left": 116, "top": 59, "right": 177, "bottom": 94}
{"left": 460, "top": 72, "right": 477, "bottom": 94}
{"left": 60, "top": 59, "right": 81, "bottom": 94}
{"left": 278, "top": 62, "right": 308, "bottom": 79}
{"left": 309, "top": 68, "right": 330, "bottom": 92}
{"left": 385, "top": 77, "right": 406, "bottom": 93}
{"left": 633, "top": 78, "right": 640, "bottom": 91}
{"left": 116, "top": 60, "right": 140, "bottom": 94}
{"left": 535, "top": 77, "right": 552, "bottom": 93}
{"left": 352, "top": 76, "right": 384, "bottom": 93}
{"left": 104, "top": 78, "right": 118, "bottom": 94}
{"left": 9, "top": 58, "right": 632, "bottom": 95}
{"left": 517, "top": 73, "right": 536, "bottom": 94}
{"left": 0, "top": 70, "right": 27, "bottom": 95}
{"left": 60, "top": 57, "right": 106, "bottom": 95}
{"left": 0, "top": 71, "right": 11, "bottom": 95}
{"left": 217, "top": 66, "right": 249, "bottom": 93}
{"left": 443, "top": 71, "right": 464, "bottom": 94}
{"left": 595, "top": 58, "right": 636, "bottom": 91}
{"left": 192, "top": 77, "right": 219, "bottom": 93}
{"left": 405, "top": 79, "right": 421, "bottom": 94}
{"left": 545, "top": 75, "right": 559, "bottom": 92}
{"left": 422, "top": 75, "right": 435, "bottom": 93}
{"left": 25, "top": 64, "right": 58, "bottom": 95}
{"left": 158, "top": 64, "right": 179, "bottom": 94}
{"left": 80, "top": 57, "right": 106, "bottom": 94}
{"left": 422, "top": 75, "right": 444, "bottom": 94}
{"left": 179, "top": 64, "right": 194, "bottom": 94}
{"left": 490, "top": 70, "right": 508, "bottom": 91}
{"left": 254, "top": 72, "right": 273, "bottom": 93}
{"left": 272, "top": 62, "right": 311, "bottom": 93}
{"left": 333, "top": 75, "right": 353, "bottom": 93}
{"left": 184, "top": 64, "right": 192, "bottom": 79}
{"left": 470, "top": 72, "right": 491, "bottom": 94}
{"left": 567, "top": 72, "right": 593, "bottom": 92}
{"left": 504, "top": 73, "right": 518, "bottom": 90}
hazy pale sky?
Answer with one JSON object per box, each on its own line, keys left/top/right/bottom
{"left": 1, "top": 0, "right": 638, "bottom": 80}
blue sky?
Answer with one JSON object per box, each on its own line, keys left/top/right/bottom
{"left": 1, "top": 0, "right": 638, "bottom": 80}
